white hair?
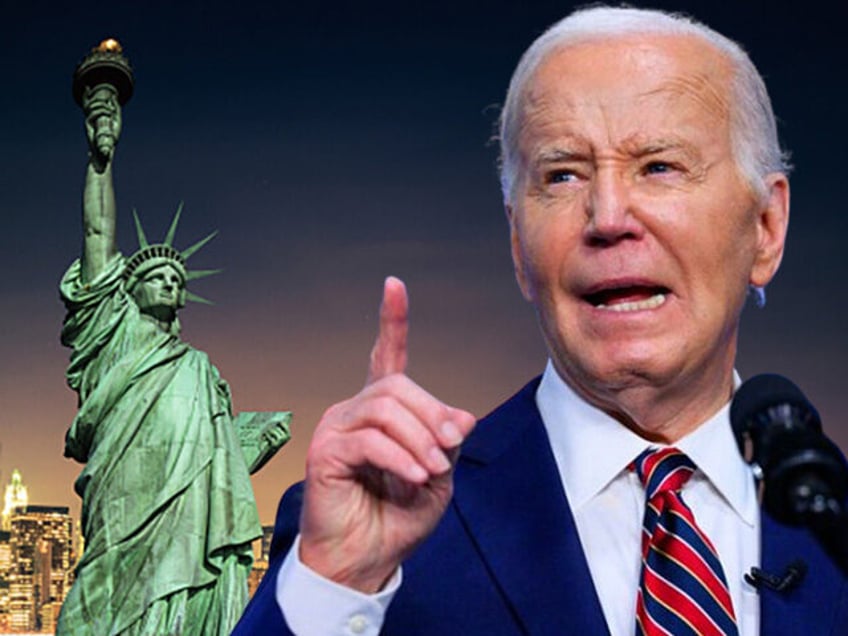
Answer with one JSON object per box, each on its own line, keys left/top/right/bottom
{"left": 498, "top": 6, "right": 791, "bottom": 203}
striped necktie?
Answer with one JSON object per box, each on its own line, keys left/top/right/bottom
{"left": 634, "top": 447, "right": 738, "bottom": 636}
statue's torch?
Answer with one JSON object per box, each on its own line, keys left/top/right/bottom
{"left": 73, "top": 39, "right": 134, "bottom": 159}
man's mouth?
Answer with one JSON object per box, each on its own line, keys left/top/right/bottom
{"left": 583, "top": 285, "right": 669, "bottom": 313}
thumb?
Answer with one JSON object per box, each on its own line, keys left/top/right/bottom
{"left": 366, "top": 276, "right": 408, "bottom": 385}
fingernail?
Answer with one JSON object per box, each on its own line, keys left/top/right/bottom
{"left": 441, "top": 421, "right": 462, "bottom": 446}
{"left": 428, "top": 447, "right": 451, "bottom": 473}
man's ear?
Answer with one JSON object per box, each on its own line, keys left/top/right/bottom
{"left": 506, "top": 204, "right": 533, "bottom": 301}
{"left": 749, "top": 173, "right": 790, "bottom": 288}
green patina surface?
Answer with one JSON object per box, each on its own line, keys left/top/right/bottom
{"left": 57, "top": 42, "right": 290, "bottom": 636}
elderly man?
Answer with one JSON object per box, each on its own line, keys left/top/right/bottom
{"left": 235, "top": 6, "right": 846, "bottom": 635}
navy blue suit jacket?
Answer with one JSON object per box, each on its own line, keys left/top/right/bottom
{"left": 234, "top": 379, "right": 848, "bottom": 634}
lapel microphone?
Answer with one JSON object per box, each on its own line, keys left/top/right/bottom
{"left": 745, "top": 560, "right": 807, "bottom": 593}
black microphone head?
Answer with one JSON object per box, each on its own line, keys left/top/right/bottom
{"left": 731, "top": 374, "right": 820, "bottom": 437}
{"left": 730, "top": 373, "right": 821, "bottom": 460}
{"left": 731, "top": 374, "right": 846, "bottom": 524}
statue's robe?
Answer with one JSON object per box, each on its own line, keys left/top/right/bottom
{"left": 57, "top": 255, "right": 263, "bottom": 635}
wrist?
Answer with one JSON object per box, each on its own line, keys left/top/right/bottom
{"left": 299, "top": 537, "right": 398, "bottom": 594}
{"left": 87, "top": 155, "right": 111, "bottom": 176}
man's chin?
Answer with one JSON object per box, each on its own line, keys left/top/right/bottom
{"left": 560, "top": 348, "right": 682, "bottom": 394}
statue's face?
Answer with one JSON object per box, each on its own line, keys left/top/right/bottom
{"left": 131, "top": 264, "right": 185, "bottom": 320}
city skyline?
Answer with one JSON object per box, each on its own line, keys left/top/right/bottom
{"left": 2, "top": 1, "right": 846, "bottom": 528}
{"left": 2, "top": 504, "right": 73, "bottom": 633}
{"left": 0, "top": 470, "right": 275, "bottom": 634}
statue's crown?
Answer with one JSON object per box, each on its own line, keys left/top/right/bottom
{"left": 123, "top": 203, "right": 219, "bottom": 304}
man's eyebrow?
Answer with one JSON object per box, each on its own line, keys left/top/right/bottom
{"left": 533, "top": 147, "right": 589, "bottom": 164}
{"left": 625, "top": 137, "right": 698, "bottom": 158}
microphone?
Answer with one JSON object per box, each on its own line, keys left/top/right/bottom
{"left": 730, "top": 374, "right": 847, "bottom": 525}
{"left": 745, "top": 560, "right": 807, "bottom": 593}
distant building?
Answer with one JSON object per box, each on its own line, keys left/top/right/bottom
{"left": 0, "top": 530, "right": 10, "bottom": 632}
{"left": 2, "top": 471, "right": 28, "bottom": 531}
{"left": 7, "top": 506, "right": 73, "bottom": 633}
{"left": 247, "top": 524, "right": 276, "bottom": 598}
{"left": 260, "top": 525, "right": 274, "bottom": 563}
{"left": 247, "top": 559, "right": 268, "bottom": 598}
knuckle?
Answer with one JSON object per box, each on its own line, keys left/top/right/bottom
{"left": 365, "top": 373, "right": 401, "bottom": 396}
{"left": 320, "top": 400, "right": 349, "bottom": 425}
{"left": 304, "top": 438, "right": 327, "bottom": 471}
{"left": 371, "top": 394, "right": 396, "bottom": 416}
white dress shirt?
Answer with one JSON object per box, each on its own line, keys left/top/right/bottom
{"left": 277, "top": 535, "right": 398, "bottom": 635}
{"left": 536, "top": 360, "right": 760, "bottom": 636}
{"left": 277, "top": 361, "right": 761, "bottom": 635}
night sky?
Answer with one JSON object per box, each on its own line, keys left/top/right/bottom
{"left": 1, "top": 1, "right": 846, "bottom": 525}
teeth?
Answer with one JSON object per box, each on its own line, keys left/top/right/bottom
{"left": 597, "top": 293, "right": 666, "bottom": 312}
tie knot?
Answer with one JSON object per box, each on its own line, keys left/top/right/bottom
{"left": 633, "top": 447, "right": 696, "bottom": 499}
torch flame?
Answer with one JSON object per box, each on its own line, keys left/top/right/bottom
{"left": 97, "top": 39, "right": 122, "bottom": 53}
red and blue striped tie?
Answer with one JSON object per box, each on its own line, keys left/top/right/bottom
{"left": 634, "top": 447, "right": 738, "bottom": 636}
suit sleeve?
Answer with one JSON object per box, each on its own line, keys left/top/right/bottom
{"left": 232, "top": 483, "right": 399, "bottom": 635}
{"left": 232, "top": 484, "right": 303, "bottom": 634}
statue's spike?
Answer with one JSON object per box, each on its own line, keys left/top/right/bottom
{"left": 185, "top": 268, "right": 223, "bottom": 282}
{"left": 164, "top": 201, "right": 184, "bottom": 247}
{"left": 182, "top": 230, "right": 218, "bottom": 261}
{"left": 132, "top": 208, "right": 149, "bottom": 249}
{"left": 185, "top": 290, "right": 214, "bottom": 305}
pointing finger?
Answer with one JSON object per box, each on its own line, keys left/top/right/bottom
{"left": 367, "top": 276, "right": 408, "bottom": 385}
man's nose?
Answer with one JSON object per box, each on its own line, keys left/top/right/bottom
{"left": 583, "top": 168, "right": 643, "bottom": 246}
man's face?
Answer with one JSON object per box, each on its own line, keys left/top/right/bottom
{"left": 131, "top": 264, "right": 184, "bottom": 319}
{"left": 508, "top": 34, "right": 788, "bottom": 429}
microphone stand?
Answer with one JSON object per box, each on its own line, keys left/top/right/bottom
{"left": 785, "top": 477, "right": 848, "bottom": 577}
{"left": 812, "top": 512, "right": 848, "bottom": 578}
{"left": 799, "top": 486, "right": 848, "bottom": 576}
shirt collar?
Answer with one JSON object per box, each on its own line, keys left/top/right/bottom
{"left": 536, "top": 360, "right": 757, "bottom": 527}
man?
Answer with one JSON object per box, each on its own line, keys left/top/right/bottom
{"left": 235, "top": 6, "right": 847, "bottom": 635}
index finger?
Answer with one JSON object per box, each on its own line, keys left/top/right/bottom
{"left": 366, "top": 276, "right": 408, "bottom": 385}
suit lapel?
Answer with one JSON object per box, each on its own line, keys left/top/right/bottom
{"left": 759, "top": 508, "right": 848, "bottom": 635}
{"left": 452, "top": 379, "right": 610, "bottom": 635}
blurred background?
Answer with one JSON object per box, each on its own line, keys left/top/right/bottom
{"left": 1, "top": 0, "right": 845, "bottom": 524}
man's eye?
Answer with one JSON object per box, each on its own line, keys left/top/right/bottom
{"left": 546, "top": 170, "right": 578, "bottom": 184}
{"left": 644, "top": 161, "right": 674, "bottom": 175}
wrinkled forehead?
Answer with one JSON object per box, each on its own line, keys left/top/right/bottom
{"left": 519, "top": 34, "right": 735, "bottom": 148}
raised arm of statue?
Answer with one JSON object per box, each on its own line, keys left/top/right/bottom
{"left": 81, "top": 84, "right": 121, "bottom": 283}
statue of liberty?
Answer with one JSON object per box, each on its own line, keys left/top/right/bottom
{"left": 57, "top": 40, "right": 291, "bottom": 635}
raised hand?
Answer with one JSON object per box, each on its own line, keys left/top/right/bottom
{"left": 299, "top": 276, "right": 476, "bottom": 592}
{"left": 82, "top": 85, "right": 122, "bottom": 169}
{"left": 80, "top": 85, "right": 120, "bottom": 283}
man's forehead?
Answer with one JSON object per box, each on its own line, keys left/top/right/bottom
{"left": 524, "top": 34, "right": 732, "bottom": 117}
{"left": 520, "top": 33, "right": 733, "bottom": 146}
